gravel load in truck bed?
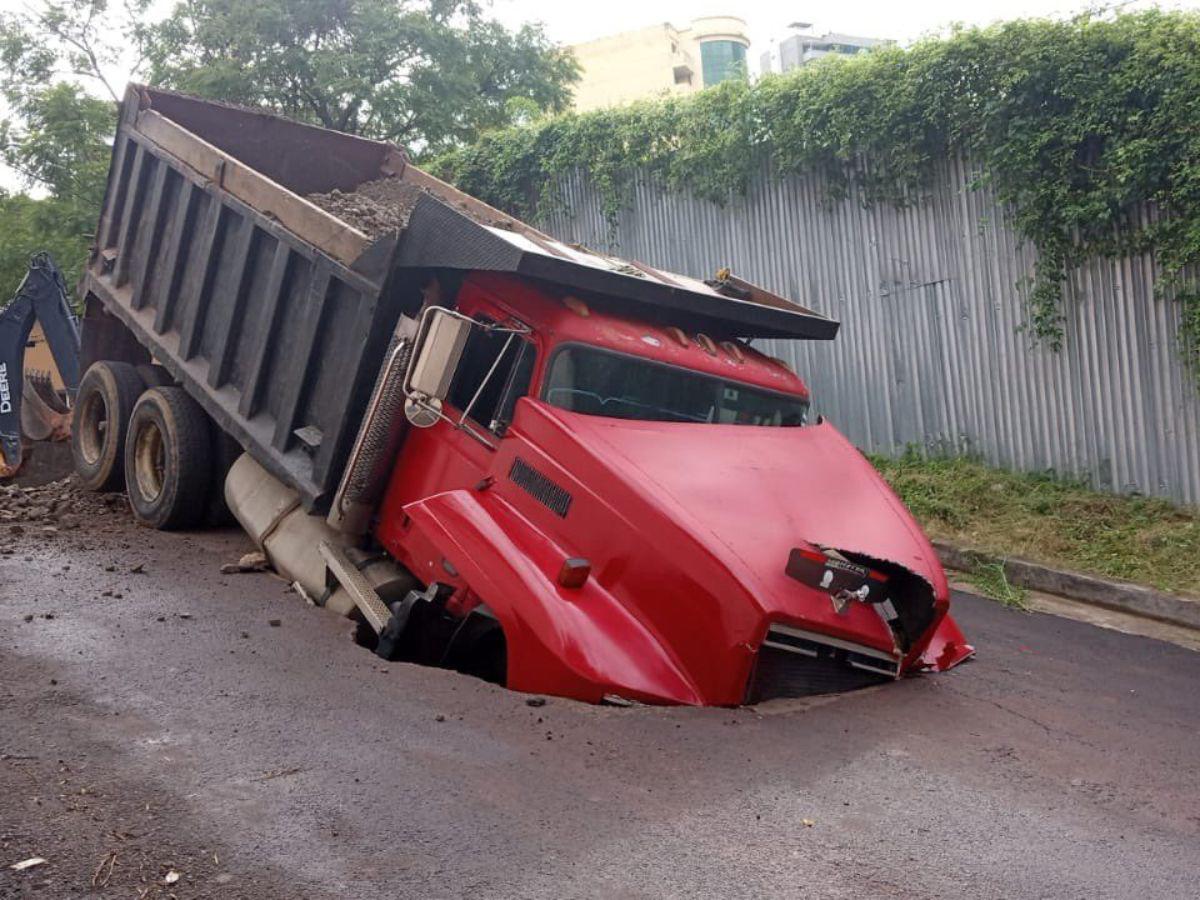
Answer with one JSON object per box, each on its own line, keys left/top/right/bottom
{"left": 306, "top": 177, "right": 428, "bottom": 240}
{"left": 308, "top": 174, "right": 521, "bottom": 241}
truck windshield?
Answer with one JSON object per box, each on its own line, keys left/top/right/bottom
{"left": 544, "top": 346, "right": 809, "bottom": 426}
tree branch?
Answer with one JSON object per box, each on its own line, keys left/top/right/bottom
{"left": 50, "top": 26, "right": 119, "bottom": 101}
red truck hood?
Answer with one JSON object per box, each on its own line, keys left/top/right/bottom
{"left": 391, "top": 401, "right": 972, "bottom": 705}
{"left": 562, "top": 415, "right": 947, "bottom": 596}
{"left": 530, "top": 407, "right": 962, "bottom": 673}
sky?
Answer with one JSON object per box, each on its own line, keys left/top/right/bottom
{"left": 1, "top": 0, "right": 1197, "bottom": 193}
{"left": 490, "top": 0, "right": 1197, "bottom": 54}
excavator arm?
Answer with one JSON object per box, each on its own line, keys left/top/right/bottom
{"left": 0, "top": 253, "right": 80, "bottom": 478}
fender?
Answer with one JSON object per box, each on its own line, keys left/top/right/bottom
{"left": 403, "top": 488, "right": 705, "bottom": 705}
{"left": 915, "top": 612, "right": 975, "bottom": 671}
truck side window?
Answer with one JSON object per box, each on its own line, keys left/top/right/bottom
{"left": 447, "top": 324, "right": 534, "bottom": 435}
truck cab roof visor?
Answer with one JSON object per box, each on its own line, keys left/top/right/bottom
{"left": 393, "top": 195, "right": 840, "bottom": 342}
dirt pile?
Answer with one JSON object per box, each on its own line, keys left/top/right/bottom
{"left": 306, "top": 177, "right": 428, "bottom": 240}
{"left": 0, "top": 477, "right": 120, "bottom": 533}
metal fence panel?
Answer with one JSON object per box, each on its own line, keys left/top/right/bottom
{"left": 539, "top": 160, "right": 1200, "bottom": 506}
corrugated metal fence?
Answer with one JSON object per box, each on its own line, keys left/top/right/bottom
{"left": 539, "top": 159, "right": 1200, "bottom": 506}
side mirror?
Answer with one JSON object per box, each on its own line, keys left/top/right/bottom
{"left": 402, "top": 306, "right": 531, "bottom": 439}
{"left": 405, "top": 307, "right": 471, "bottom": 407}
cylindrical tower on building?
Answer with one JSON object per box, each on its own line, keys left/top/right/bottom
{"left": 691, "top": 16, "right": 750, "bottom": 86}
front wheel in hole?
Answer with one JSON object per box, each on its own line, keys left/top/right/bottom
{"left": 124, "top": 387, "right": 213, "bottom": 530}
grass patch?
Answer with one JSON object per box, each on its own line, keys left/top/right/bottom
{"left": 870, "top": 450, "right": 1200, "bottom": 598}
{"left": 966, "top": 561, "right": 1030, "bottom": 610}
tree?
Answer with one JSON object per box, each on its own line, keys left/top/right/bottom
{"left": 141, "top": 0, "right": 579, "bottom": 155}
{"left": 0, "top": 0, "right": 130, "bottom": 290}
{"left": 0, "top": 81, "right": 114, "bottom": 289}
{"left": 0, "top": 190, "right": 96, "bottom": 294}
{"left": 0, "top": 0, "right": 577, "bottom": 289}
{"left": 1, "top": 82, "right": 113, "bottom": 212}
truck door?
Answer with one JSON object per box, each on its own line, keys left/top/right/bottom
{"left": 387, "top": 320, "right": 536, "bottom": 507}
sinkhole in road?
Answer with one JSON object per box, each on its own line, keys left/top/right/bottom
{"left": 349, "top": 601, "right": 508, "bottom": 689}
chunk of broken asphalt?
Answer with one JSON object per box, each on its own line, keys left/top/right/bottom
{"left": 221, "top": 551, "right": 270, "bottom": 575}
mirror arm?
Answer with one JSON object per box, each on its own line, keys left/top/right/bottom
{"left": 404, "top": 396, "right": 499, "bottom": 449}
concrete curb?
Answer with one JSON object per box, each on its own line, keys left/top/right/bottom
{"left": 932, "top": 540, "right": 1200, "bottom": 631}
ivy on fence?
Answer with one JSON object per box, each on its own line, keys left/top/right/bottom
{"left": 429, "top": 10, "right": 1200, "bottom": 373}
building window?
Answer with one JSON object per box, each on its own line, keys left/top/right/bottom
{"left": 700, "top": 40, "right": 747, "bottom": 86}
{"left": 673, "top": 65, "right": 692, "bottom": 85}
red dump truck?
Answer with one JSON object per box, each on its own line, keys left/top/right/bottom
{"left": 71, "top": 85, "right": 972, "bottom": 705}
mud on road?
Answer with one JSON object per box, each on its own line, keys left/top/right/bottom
{"left": 2, "top": 480, "right": 1200, "bottom": 898}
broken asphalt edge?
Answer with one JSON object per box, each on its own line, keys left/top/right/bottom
{"left": 933, "top": 540, "right": 1200, "bottom": 631}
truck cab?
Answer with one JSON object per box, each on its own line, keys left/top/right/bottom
{"left": 368, "top": 272, "right": 971, "bottom": 705}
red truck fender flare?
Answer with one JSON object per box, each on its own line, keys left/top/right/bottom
{"left": 403, "top": 489, "right": 705, "bottom": 705}
{"left": 915, "top": 612, "right": 975, "bottom": 671}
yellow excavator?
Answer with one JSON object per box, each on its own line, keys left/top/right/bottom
{"left": 0, "top": 253, "right": 80, "bottom": 481}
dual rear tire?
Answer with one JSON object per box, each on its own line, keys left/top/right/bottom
{"left": 125, "top": 387, "right": 214, "bottom": 530}
{"left": 72, "top": 361, "right": 237, "bottom": 530}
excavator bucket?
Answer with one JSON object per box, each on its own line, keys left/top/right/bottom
{"left": 21, "top": 371, "right": 72, "bottom": 442}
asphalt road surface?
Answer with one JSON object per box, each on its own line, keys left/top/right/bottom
{"left": 2, "top": 495, "right": 1198, "bottom": 899}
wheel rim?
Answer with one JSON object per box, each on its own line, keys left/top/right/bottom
{"left": 78, "top": 389, "right": 108, "bottom": 466}
{"left": 133, "top": 419, "right": 166, "bottom": 503}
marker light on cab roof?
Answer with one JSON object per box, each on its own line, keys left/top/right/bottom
{"left": 562, "top": 295, "right": 590, "bottom": 317}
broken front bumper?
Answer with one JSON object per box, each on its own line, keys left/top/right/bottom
{"left": 747, "top": 616, "right": 975, "bottom": 703}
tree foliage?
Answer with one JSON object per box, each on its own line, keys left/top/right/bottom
{"left": 0, "top": 0, "right": 578, "bottom": 294}
{"left": 0, "top": 191, "right": 97, "bottom": 295}
{"left": 0, "top": 0, "right": 125, "bottom": 292}
{"left": 431, "top": 11, "right": 1200, "bottom": 371}
{"left": 141, "top": 0, "right": 579, "bottom": 154}
{"left": 0, "top": 82, "right": 113, "bottom": 291}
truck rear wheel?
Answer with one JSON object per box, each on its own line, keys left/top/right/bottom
{"left": 124, "top": 387, "right": 213, "bottom": 530}
{"left": 71, "top": 361, "right": 144, "bottom": 492}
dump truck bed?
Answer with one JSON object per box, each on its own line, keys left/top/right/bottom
{"left": 80, "top": 85, "right": 837, "bottom": 511}
{"left": 80, "top": 86, "right": 419, "bottom": 509}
